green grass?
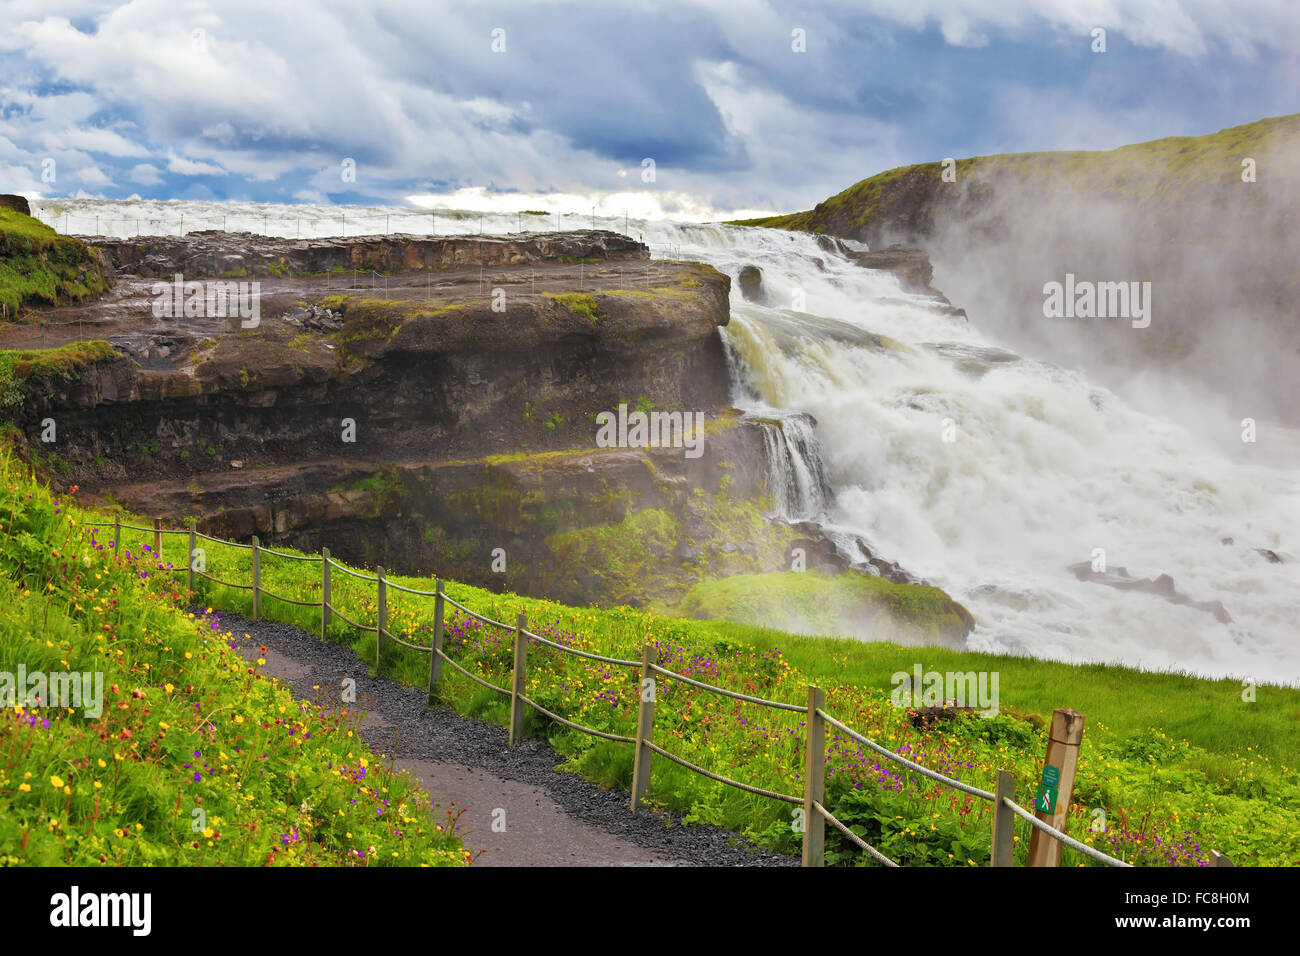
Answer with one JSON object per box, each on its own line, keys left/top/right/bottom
{"left": 678, "top": 570, "right": 973, "bottom": 645}
{"left": 0, "top": 457, "right": 468, "bottom": 866}
{"left": 0, "top": 209, "right": 114, "bottom": 315}
{"left": 73, "top": 480, "right": 1300, "bottom": 866}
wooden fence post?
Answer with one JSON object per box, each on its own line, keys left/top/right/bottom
{"left": 992, "top": 769, "right": 1016, "bottom": 866}
{"left": 630, "top": 642, "right": 657, "bottom": 812}
{"left": 376, "top": 567, "right": 386, "bottom": 669}
{"left": 153, "top": 517, "right": 162, "bottom": 560}
{"left": 802, "top": 685, "right": 826, "bottom": 867}
{"left": 1028, "top": 708, "right": 1085, "bottom": 867}
{"left": 251, "top": 535, "right": 261, "bottom": 621}
{"left": 186, "top": 519, "right": 196, "bottom": 595}
{"left": 508, "top": 611, "right": 528, "bottom": 746}
{"left": 427, "top": 579, "right": 445, "bottom": 704}
{"left": 113, "top": 515, "right": 120, "bottom": 551}
{"left": 320, "top": 548, "right": 331, "bottom": 640}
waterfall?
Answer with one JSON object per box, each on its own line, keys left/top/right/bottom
{"left": 42, "top": 197, "right": 1300, "bottom": 682}
{"left": 755, "top": 414, "right": 833, "bottom": 521}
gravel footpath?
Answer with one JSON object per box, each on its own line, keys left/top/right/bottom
{"left": 208, "top": 608, "right": 798, "bottom": 867}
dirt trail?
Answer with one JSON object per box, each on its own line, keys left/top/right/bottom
{"left": 217, "top": 609, "right": 795, "bottom": 868}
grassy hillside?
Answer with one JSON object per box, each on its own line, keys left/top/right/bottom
{"left": 733, "top": 113, "right": 1300, "bottom": 243}
{"left": 0, "top": 456, "right": 468, "bottom": 866}
{"left": 678, "top": 570, "right": 974, "bottom": 645}
{"left": 0, "top": 209, "right": 114, "bottom": 316}
{"left": 69, "top": 468, "right": 1300, "bottom": 866}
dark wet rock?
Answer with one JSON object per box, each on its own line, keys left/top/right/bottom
{"left": 783, "top": 521, "right": 933, "bottom": 590}
{"left": 850, "top": 245, "right": 934, "bottom": 293}
{"left": 908, "top": 702, "right": 980, "bottom": 730}
{"left": 0, "top": 194, "right": 31, "bottom": 216}
{"left": 84, "top": 229, "right": 649, "bottom": 279}
{"left": 1068, "top": 562, "right": 1231, "bottom": 623}
{"left": 283, "top": 304, "right": 342, "bottom": 332}
{"left": 844, "top": 244, "right": 966, "bottom": 316}
{"left": 925, "top": 342, "right": 1019, "bottom": 378}
{"left": 737, "top": 264, "right": 766, "bottom": 303}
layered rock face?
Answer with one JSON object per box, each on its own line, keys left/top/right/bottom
{"left": 11, "top": 230, "right": 781, "bottom": 599}
{"left": 8, "top": 227, "right": 974, "bottom": 636}
{"left": 84, "top": 229, "right": 648, "bottom": 278}
{"left": 22, "top": 266, "right": 733, "bottom": 481}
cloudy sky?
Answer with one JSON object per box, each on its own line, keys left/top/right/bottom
{"left": 2, "top": 0, "right": 1297, "bottom": 218}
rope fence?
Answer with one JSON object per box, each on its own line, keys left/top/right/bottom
{"left": 77, "top": 511, "right": 1229, "bottom": 869}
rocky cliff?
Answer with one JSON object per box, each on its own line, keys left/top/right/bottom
{"left": 3, "top": 221, "right": 974, "bottom": 642}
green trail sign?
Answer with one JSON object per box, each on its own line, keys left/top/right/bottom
{"left": 1036, "top": 764, "right": 1061, "bottom": 813}
{"left": 1036, "top": 783, "right": 1059, "bottom": 813}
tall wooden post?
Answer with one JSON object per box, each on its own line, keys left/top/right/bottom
{"left": 186, "top": 519, "right": 196, "bottom": 595}
{"left": 251, "top": 535, "right": 261, "bottom": 620}
{"left": 508, "top": 612, "right": 528, "bottom": 746}
{"left": 376, "top": 567, "right": 386, "bottom": 670}
{"left": 992, "top": 769, "right": 1017, "bottom": 866}
{"left": 320, "top": 548, "right": 331, "bottom": 640}
{"left": 153, "top": 517, "right": 163, "bottom": 561}
{"left": 1028, "top": 708, "right": 1085, "bottom": 867}
{"left": 801, "top": 685, "right": 826, "bottom": 867}
{"left": 427, "top": 580, "right": 445, "bottom": 704}
{"left": 630, "top": 643, "right": 657, "bottom": 812}
{"left": 113, "top": 515, "right": 120, "bottom": 551}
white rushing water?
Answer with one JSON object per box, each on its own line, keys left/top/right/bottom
{"left": 31, "top": 198, "right": 1300, "bottom": 683}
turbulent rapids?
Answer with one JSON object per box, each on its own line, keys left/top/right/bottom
{"left": 32, "top": 198, "right": 1300, "bottom": 683}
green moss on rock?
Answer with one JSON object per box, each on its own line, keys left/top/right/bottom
{"left": 0, "top": 209, "right": 114, "bottom": 314}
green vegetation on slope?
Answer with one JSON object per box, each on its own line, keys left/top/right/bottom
{"left": 0, "top": 209, "right": 114, "bottom": 315}
{"left": 0, "top": 459, "right": 468, "bottom": 866}
{"left": 679, "top": 570, "right": 974, "bottom": 646}
{"left": 82, "top": 484, "right": 1300, "bottom": 866}
{"left": 733, "top": 113, "right": 1300, "bottom": 239}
